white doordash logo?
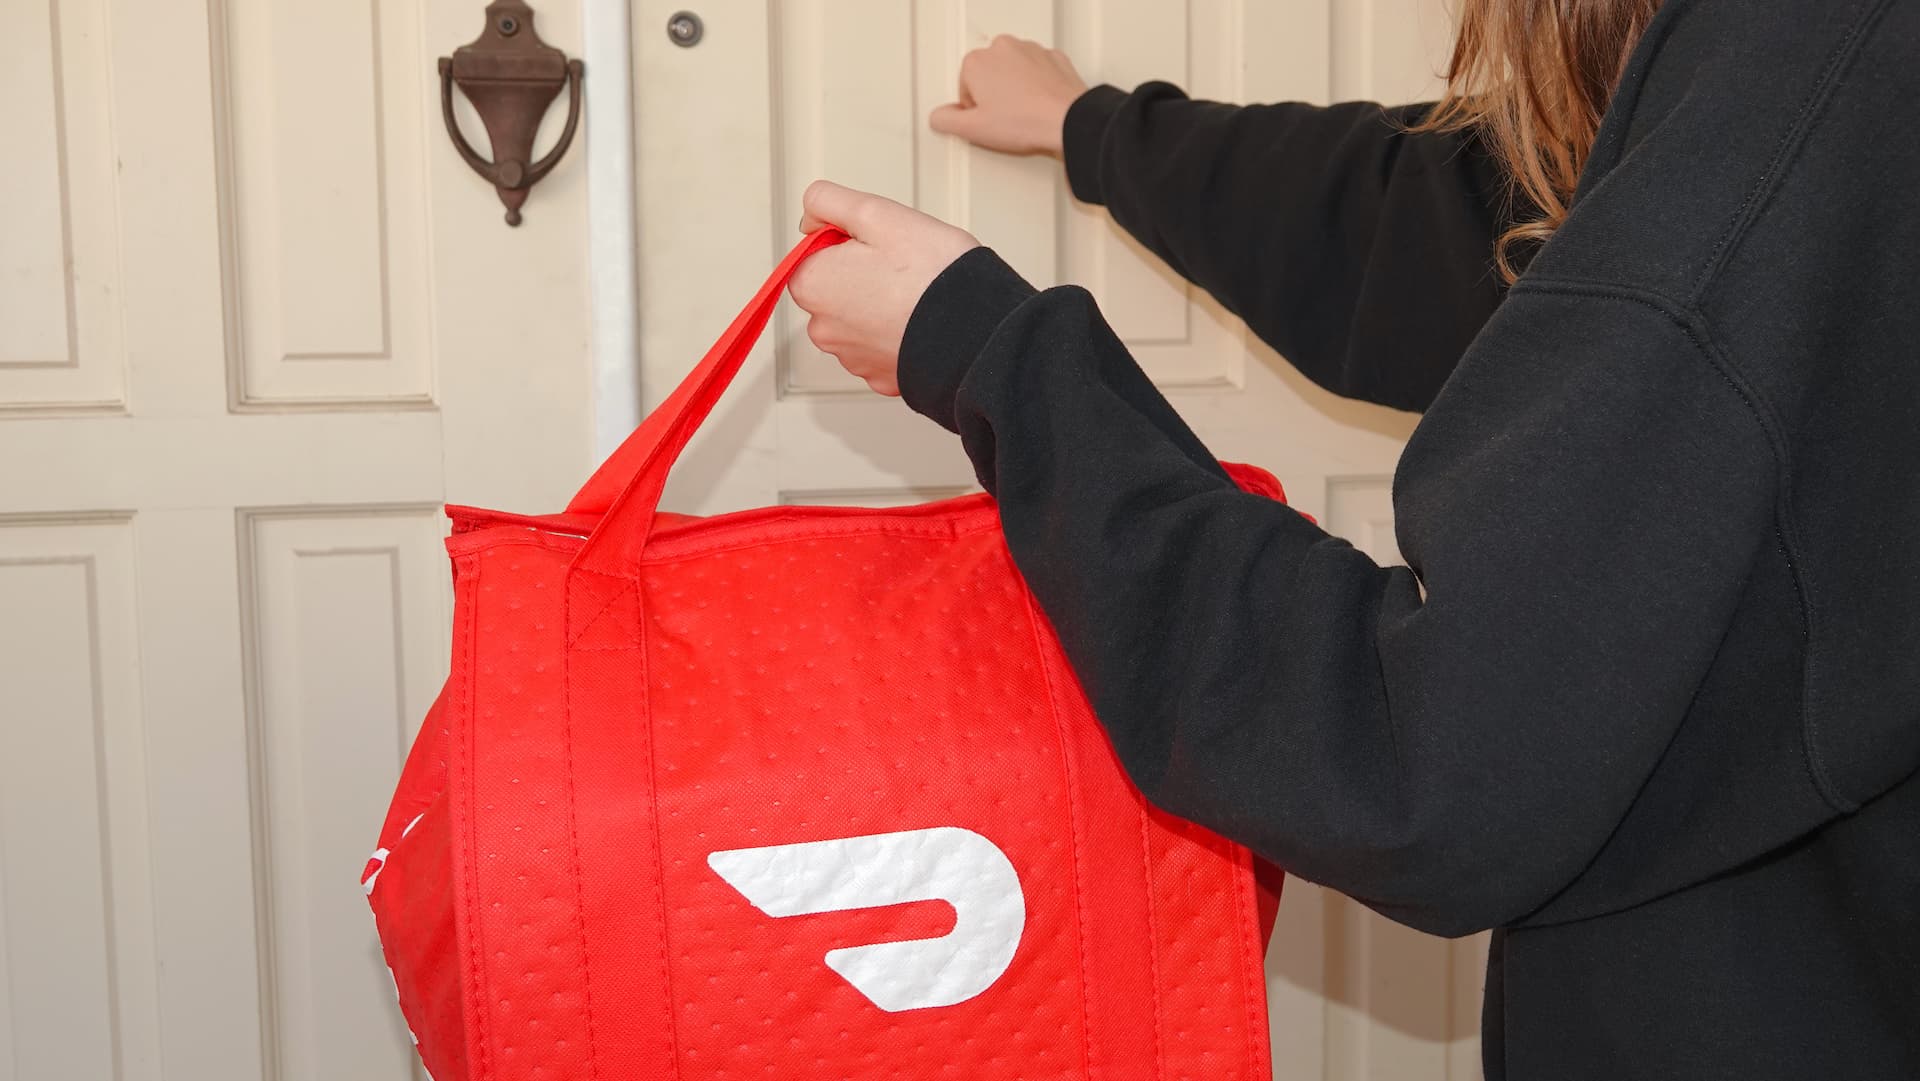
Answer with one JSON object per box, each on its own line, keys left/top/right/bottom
{"left": 707, "top": 827, "right": 1025, "bottom": 1012}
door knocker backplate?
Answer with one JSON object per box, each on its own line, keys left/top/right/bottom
{"left": 438, "top": 0, "right": 583, "bottom": 226}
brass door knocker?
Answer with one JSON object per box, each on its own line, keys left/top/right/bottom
{"left": 438, "top": 0, "right": 583, "bottom": 225}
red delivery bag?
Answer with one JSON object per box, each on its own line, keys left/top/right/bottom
{"left": 364, "top": 230, "right": 1284, "bottom": 1080}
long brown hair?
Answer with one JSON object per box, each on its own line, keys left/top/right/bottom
{"left": 1422, "top": 0, "right": 1661, "bottom": 279}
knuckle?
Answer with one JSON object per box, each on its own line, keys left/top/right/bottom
{"left": 788, "top": 269, "right": 819, "bottom": 309}
{"left": 805, "top": 314, "right": 837, "bottom": 347}
{"left": 842, "top": 197, "right": 877, "bottom": 235}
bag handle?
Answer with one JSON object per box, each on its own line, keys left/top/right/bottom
{"left": 566, "top": 228, "right": 849, "bottom": 585}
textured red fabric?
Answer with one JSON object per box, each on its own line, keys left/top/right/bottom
{"left": 366, "top": 231, "right": 1282, "bottom": 1079}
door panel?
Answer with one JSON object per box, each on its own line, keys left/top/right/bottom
{"left": 239, "top": 508, "right": 451, "bottom": 1081}
{"left": 220, "top": 0, "right": 438, "bottom": 407}
{"left": 633, "top": 2, "right": 1484, "bottom": 1077}
{"left": 2, "top": 0, "right": 125, "bottom": 411}
{"left": 0, "top": 516, "right": 160, "bottom": 1081}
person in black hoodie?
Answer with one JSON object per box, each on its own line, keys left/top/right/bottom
{"left": 785, "top": 1, "right": 1920, "bottom": 1077}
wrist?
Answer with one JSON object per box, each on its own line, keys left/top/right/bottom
{"left": 1062, "top": 85, "right": 1127, "bottom": 203}
{"left": 898, "top": 248, "right": 1039, "bottom": 431}
{"left": 1042, "top": 91, "right": 1080, "bottom": 156}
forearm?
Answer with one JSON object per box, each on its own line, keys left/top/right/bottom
{"left": 1065, "top": 84, "right": 1513, "bottom": 412}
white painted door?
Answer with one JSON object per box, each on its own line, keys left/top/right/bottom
{"left": 0, "top": 2, "right": 592, "bottom": 1079}
{"left": 630, "top": 1, "right": 1486, "bottom": 1077}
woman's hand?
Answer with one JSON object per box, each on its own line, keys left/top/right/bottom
{"left": 789, "top": 181, "right": 980, "bottom": 396}
{"left": 930, "top": 36, "right": 1089, "bottom": 156}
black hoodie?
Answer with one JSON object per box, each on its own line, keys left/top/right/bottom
{"left": 896, "top": 0, "right": 1920, "bottom": 1076}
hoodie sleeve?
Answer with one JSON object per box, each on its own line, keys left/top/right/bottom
{"left": 899, "top": 251, "right": 1774, "bottom": 936}
{"left": 1063, "top": 84, "right": 1515, "bottom": 412}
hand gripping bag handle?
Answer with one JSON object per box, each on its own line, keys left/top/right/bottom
{"left": 563, "top": 229, "right": 849, "bottom": 631}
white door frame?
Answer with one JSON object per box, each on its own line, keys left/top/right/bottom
{"left": 584, "top": 0, "right": 640, "bottom": 457}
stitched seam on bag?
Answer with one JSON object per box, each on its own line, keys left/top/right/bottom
{"left": 576, "top": 581, "right": 644, "bottom": 654}
{"left": 454, "top": 558, "right": 493, "bottom": 1079}
{"left": 1135, "top": 808, "right": 1166, "bottom": 1080}
{"left": 453, "top": 517, "right": 1004, "bottom": 564}
{"left": 1230, "top": 843, "right": 1264, "bottom": 1080}
{"left": 568, "top": 571, "right": 636, "bottom": 650}
{"left": 1020, "top": 590, "right": 1097, "bottom": 1080}
{"left": 638, "top": 513, "right": 995, "bottom": 556}
{"left": 637, "top": 519, "right": 1003, "bottom": 566}
{"left": 648, "top": 518, "right": 987, "bottom": 553}
{"left": 637, "top": 583, "right": 685, "bottom": 1076}
{"left": 1217, "top": 827, "right": 1252, "bottom": 1078}
{"left": 446, "top": 530, "right": 583, "bottom": 557}
{"left": 560, "top": 624, "right": 604, "bottom": 1080}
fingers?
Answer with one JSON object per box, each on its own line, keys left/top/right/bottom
{"left": 804, "top": 312, "right": 839, "bottom": 352}
{"left": 928, "top": 103, "right": 988, "bottom": 141}
{"left": 787, "top": 239, "right": 860, "bottom": 320}
{"left": 786, "top": 260, "right": 823, "bottom": 312}
{"left": 801, "top": 179, "right": 891, "bottom": 238}
{"left": 799, "top": 179, "right": 856, "bottom": 235}
{"left": 932, "top": 46, "right": 990, "bottom": 139}
{"left": 787, "top": 242, "right": 861, "bottom": 314}
{"left": 799, "top": 311, "right": 899, "bottom": 396}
